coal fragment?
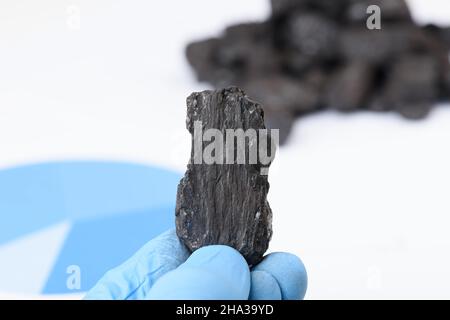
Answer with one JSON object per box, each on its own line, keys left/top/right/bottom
{"left": 242, "top": 75, "right": 320, "bottom": 114}
{"left": 217, "top": 23, "right": 278, "bottom": 77}
{"left": 324, "top": 62, "right": 374, "bottom": 111}
{"left": 379, "top": 54, "right": 440, "bottom": 119}
{"left": 396, "top": 103, "right": 433, "bottom": 120}
{"left": 176, "top": 87, "right": 275, "bottom": 266}
{"left": 281, "top": 13, "right": 338, "bottom": 60}
{"left": 185, "top": 38, "right": 231, "bottom": 86}
{"left": 440, "top": 27, "right": 450, "bottom": 47}
{"left": 264, "top": 109, "right": 295, "bottom": 145}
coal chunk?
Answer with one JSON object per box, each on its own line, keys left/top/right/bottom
{"left": 264, "top": 109, "right": 295, "bottom": 145}
{"left": 185, "top": 38, "right": 230, "bottom": 86}
{"left": 176, "top": 87, "right": 275, "bottom": 266}
{"left": 219, "top": 23, "right": 280, "bottom": 78}
{"left": 378, "top": 54, "right": 440, "bottom": 119}
{"left": 337, "top": 25, "right": 414, "bottom": 64}
{"left": 281, "top": 12, "right": 338, "bottom": 60}
{"left": 324, "top": 62, "right": 374, "bottom": 111}
{"left": 242, "top": 75, "right": 320, "bottom": 114}
{"left": 440, "top": 27, "right": 450, "bottom": 47}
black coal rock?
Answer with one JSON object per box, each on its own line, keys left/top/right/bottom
{"left": 264, "top": 109, "right": 295, "bottom": 145}
{"left": 441, "top": 27, "right": 450, "bottom": 47}
{"left": 324, "top": 61, "right": 374, "bottom": 111}
{"left": 242, "top": 75, "right": 320, "bottom": 114}
{"left": 380, "top": 54, "right": 440, "bottom": 119}
{"left": 217, "top": 23, "right": 278, "bottom": 77}
{"left": 176, "top": 87, "right": 275, "bottom": 266}
{"left": 185, "top": 38, "right": 229, "bottom": 86}
{"left": 281, "top": 12, "right": 338, "bottom": 60}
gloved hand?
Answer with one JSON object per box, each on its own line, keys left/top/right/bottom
{"left": 84, "top": 229, "right": 307, "bottom": 300}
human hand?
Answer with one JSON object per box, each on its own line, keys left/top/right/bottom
{"left": 84, "top": 229, "right": 307, "bottom": 300}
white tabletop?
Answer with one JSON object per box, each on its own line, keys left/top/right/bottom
{"left": 1, "top": 0, "right": 450, "bottom": 299}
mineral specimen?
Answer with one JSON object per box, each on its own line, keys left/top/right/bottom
{"left": 175, "top": 87, "right": 275, "bottom": 266}
{"left": 186, "top": 0, "right": 450, "bottom": 144}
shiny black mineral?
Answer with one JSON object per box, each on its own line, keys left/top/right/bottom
{"left": 176, "top": 87, "right": 275, "bottom": 266}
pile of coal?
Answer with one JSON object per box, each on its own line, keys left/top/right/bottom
{"left": 176, "top": 87, "right": 275, "bottom": 266}
{"left": 186, "top": 0, "right": 450, "bottom": 144}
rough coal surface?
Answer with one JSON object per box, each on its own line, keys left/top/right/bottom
{"left": 186, "top": 0, "right": 450, "bottom": 144}
{"left": 176, "top": 87, "right": 274, "bottom": 266}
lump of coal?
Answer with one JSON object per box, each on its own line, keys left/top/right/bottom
{"left": 186, "top": 0, "right": 450, "bottom": 144}
{"left": 242, "top": 75, "right": 320, "bottom": 144}
{"left": 185, "top": 38, "right": 225, "bottom": 86}
{"left": 264, "top": 109, "right": 295, "bottom": 145}
{"left": 324, "top": 62, "right": 374, "bottom": 111}
{"left": 216, "top": 23, "right": 277, "bottom": 77}
{"left": 281, "top": 12, "right": 338, "bottom": 60}
{"left": 378, "top": 54, "right": 440, "bottom": 119}
{"left": 243, "top": 75, "right": 320, "bottom": 114}
{"left": 176, "top": 87, "right": 275, "bottom": 266}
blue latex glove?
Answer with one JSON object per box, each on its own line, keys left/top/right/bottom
{"left": 85, "top": 229, "right": 307, "bottom": 300}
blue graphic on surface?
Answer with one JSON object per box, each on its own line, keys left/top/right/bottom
{"left": 43, "top": 206, "right": 174, "bottom": 294}
{"left": 0, "top": 164, "right": 67, "bottom": 244}
{"left": 0, "top": 161, "right": 181, "bottom": 294}
{"left": 58, "top": 162, "right": 180, "bottom": 221}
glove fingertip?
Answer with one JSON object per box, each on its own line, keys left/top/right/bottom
{"left": 249, "top": 270, "right": 282, "bottom": 300}
{"left": 253, "top": 252, "right": 307, "bottom": 300}
{"left": 147, "top": 245, "right": 251, "bottom": 300}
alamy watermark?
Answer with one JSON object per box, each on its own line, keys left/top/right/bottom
{"left": 367, "top": 5, "right": 381, "bottom": 30}
{"left": 367, "top": 265, "right": 383, "bottom": 290}
{"left": 66, "top": 264, "right": 81, "bottom": 290}
{"left": 66, "top": 5, "right": 81, "bottom": 31}
{"left": 190, "top": 121, "right": 278, "bottom": 175}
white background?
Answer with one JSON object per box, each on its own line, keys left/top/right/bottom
{"left": 1, "top": 0, "right": 450, "bottom": 299}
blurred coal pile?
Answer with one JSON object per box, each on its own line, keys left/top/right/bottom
{"left": 186, "top": 0, "right": 450, "bottom": 144}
